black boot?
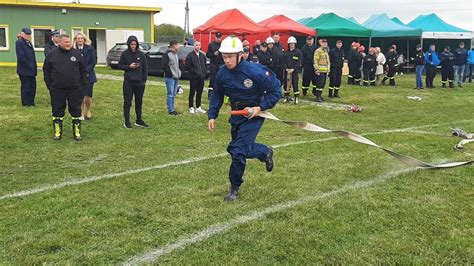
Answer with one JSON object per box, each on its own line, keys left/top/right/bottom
{"left": 52, "top": 117, "right": 63, "bottom": 140}
{"left": 449, "top": 82, "right": 454, "bottom": 88}
{"left": 312, "top": 87, "right": 317, "bottom": 96}
{"left": 302, "top": 88, "right": 308, "bottom": 96}
{"left": 390, "top": 79, "right": 396, "bottom": 86}
{"left": 283, "top": 92, "right": 290, "bottom": 103}
{"left": 381, "top": 77, "right": 387, "bottom": 85}
{"left": 315, "top": 90, "right": 323, "bottom": 102}
{"left": 264, "top": 148, "right": 274, "bottom": 172}
{"left": 294, "top": 93, "right": 299, "bottom": 105}
{"left": 328, "top": 88, "right": 334, "bottom": 98}
{"left": 334, "top": 88, "right": 340, "bottom": 98}
{"left": 72, "top": 118, "right": 82, "bottom": 141}
{"left": 348, "top": 77, "right": 353, "bottom": 85}
{"left": 224, "top": 186, "right": 240, "bottom": 201}
{"left": 442, "top": 83, "right": 446, "bottom": 88}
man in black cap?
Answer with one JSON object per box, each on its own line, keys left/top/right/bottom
{"left": 301, "top": 36, "right": 317, "bottom": 96}
{"left": 15, "top": 28, "right": 37, "bottom": 107}
{"left": 206, "top": 32, "right": 224, "bottom": 99}
{"left": 43, "top": 34, "right": 87, "bottom": 141}
{"left": 45, "top": 30, "right": 60, "bottom": 57}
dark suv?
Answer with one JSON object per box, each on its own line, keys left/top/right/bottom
{"left": 146, "top": 45, "right": 210, "bottom": 79}
{"left": 106, "top": 42, "right": 156, "bottom": 69}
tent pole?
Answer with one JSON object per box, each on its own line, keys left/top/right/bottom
{"left": 369, "top": 37, "right": 372, "bottom": 48}
{"left": 406, "top": 39, "right": 409, "bottom": 74}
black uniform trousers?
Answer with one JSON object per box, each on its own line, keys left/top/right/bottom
{"left": 316, "top": 73, "right": 327, "bottom": 89}
{"left": 386, "top": 65, "right": 396, "bottom": 79}
{"left": 363, "top": 69, "right": 376, "bottom": 85}
{"left": 441, "top": 66, "right": 454, "bottom": 84}
{"left": 425, "top": 64, "right": 437, "bottom": 88}
{"left": 189, "top": 77, "right": 205, "bottom": 108}
{"left": 123, "top": 80, "right": 145, "bottom": 123}
{"left": 19, "top": 75, "right": 37, "bottom": 106}
{"left": 349, "top": 65, "right": 361, "bottom": 84}
{"left": 50, "top": 87, "right": 82, "bottom": 118}
{"left": 283, "top": 70, "right": 299, "bottom": 95}
{"left": 329, "top": 67, "right": 342, "bottom": 88}
{"left": 302, "top": 65, "right": 317, "bottom": 87}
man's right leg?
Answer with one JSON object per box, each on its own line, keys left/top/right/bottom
{"left": 19, "top": 75, "right": 29, "bottom": 106}
{"left": 165, "top": 78, "right": 175, "bottom": 113}
{"left": 302, "top": 67, "right": 311, "bottom": 96}
{"left": 189, "top": 78, "right": 197, "bottom": 109}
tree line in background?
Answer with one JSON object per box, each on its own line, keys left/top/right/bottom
{"left": 154, "top": 24, "right": 191, "bottom": 44}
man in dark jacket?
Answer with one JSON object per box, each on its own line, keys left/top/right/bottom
{"left": 162, "top": 39, "right": 181, "bottom": 115}
{"left": 273, "top": 34, "right": 284, "bottom": 52}
{"left": 425, "top": 44, "right": 440, "bottom": 88}
{"left": 15, "top": 28, "right": 37, "bottom": 107}
{"left": 267, "top": 37, "right": 284, "bottom": 91}
{"left": 283, "top": 36, "right": 302, "bottom": 104}
{"left": 257, "top": 42, "right": 272, "bottom": 67}
{"left": 252, "top": 40, "right": 261, "bottom": 55}
{"left": 453, "top": 42, "right": 468, "bottom": 87}
{"left": 44, "top": 30, "right": 60, "bottom": 57}
{"left": 185, "top": 41, "right": 207, "bottom": 114}
{"left": 301, "top": 36, "right": 317, "bottom": 96}
{"left": 206, "top": 32, "right": 224, "bottom": 99}
{"left": 43, "top": 34, "right": 87, "bottom": 141}
{"left": 118, "top": 35, "right": 149, "bottom": 128}
{"left": 411, "top": 44, "right": 425, "bottom": 89}
{"left": 440, "top": 46, "right": 455, "bottom": 88}
{"left": 381, "top": 45, "right": 398, "bottom": 86}
{"left": 328, "top": 40, "right": 345, "bottom": 98}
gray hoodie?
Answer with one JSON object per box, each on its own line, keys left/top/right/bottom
{"left": 163, "top": 49, "right": 181, "bottom": 79}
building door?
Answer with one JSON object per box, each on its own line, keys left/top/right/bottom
{"left": 89, "top": 29, "right": 107, "bottom": 64}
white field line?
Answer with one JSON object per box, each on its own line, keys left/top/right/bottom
{"left": 124, "top": 168, "right": 416, "bottom": 265}
{"left": 1, "top": 120, "right": 471, "bottom": 201}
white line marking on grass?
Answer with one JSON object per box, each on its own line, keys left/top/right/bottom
{"left": 124, "top": 168, "right": 416, "bottom": 265}
{"left": 1, "top": 120, "right": 471, "bottom": 201}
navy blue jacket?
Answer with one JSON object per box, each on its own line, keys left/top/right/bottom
{"left": 15, "top": 38, "right": 37, "bottom": 77}
{"left": 78, "top": 44, "right": 97, "bottom": 84}
{"left": 208, "top": 60, "right": 281, "bottom": 120}
{"left": 453, "top": 48, "right": 468, "bottom": 66}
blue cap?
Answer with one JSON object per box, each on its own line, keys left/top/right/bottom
{"left": 22, "top": 28, "right": 32, "bottom": 34}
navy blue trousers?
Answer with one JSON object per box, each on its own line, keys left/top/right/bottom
{"left": 227, "top": 116, "right": 269, "bottom": 187}
{"left": 19, "top": 75, "right": 36, "bottom": 106}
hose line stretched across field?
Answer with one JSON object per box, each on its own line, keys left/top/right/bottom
{"left": 257, "top": 111, "right": 473, "bottom": 169}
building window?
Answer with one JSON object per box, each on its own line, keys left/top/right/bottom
{"left": 32, "top": 28, "right": 52, "bottom": 50}
{"left": 72, "top": 28, "right": 83, "bottom": 38}
{"left": 0, "top": 26, "right": 8, "bottom": 50}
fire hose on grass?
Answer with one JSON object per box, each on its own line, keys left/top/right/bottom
{"left": 231, "top": 108, "right": 474, "bottom": 169}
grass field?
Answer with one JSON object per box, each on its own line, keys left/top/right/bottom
{"left": 1, "top": 66, "right": 473, "bottom": 264}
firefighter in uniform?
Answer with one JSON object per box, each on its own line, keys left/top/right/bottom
{"left": 208, "top": 36, "right": 281, "bottom": 201}
{"left": 206, "top": 32, "right": 224, "bottom": 99}
{"left": 382, "top": 45, "right": 398, "bottom": 86}
{"left": 283, "top": 36, "right": 302, "bottom": 104}
{"left": 440, "top": 46, "right": 455, "bottom": 88}
{"left": 43, "top": 34, "right": 87, "bottom": 141}
{"left": 313, "top": 39, "right": 330, "bottom": 102}
{"left": 266, "top": 37, "right": 284, "bottom": 91}
{"left": 347, "top": 42, "right": 361, "bottom": 85}
{"left": 328, "top": 40, "right": 345, "bottom": 98}
{"left": 256, "top": 42, "right": 272, "bottom": 67}
{"left": 362, "top": 47, "right": 377, "bottom": 86}
{"left": 301, "top": 36, "right": 317, "bottom": 96}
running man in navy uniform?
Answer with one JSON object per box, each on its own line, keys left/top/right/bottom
{"left": 208, "top": 36, "right": 282, "bottom": 201}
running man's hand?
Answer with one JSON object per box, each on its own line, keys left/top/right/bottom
{"left": 248, "top": 106, "right": 262, "bottom": 119}
{"left": 208, "top": 119, "right": 216, "bottom": 131}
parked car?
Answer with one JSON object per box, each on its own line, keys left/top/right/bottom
{"left": 106, "top": 42, "right": 156, "bottom": 69}
{"left": 146, "top": 45, "right": 210, "bottom": 79}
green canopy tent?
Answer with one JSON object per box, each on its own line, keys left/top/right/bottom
{"left": 305, "top": 13, "right": 372, "bottom": 37}
{"left": 346, "top": 17, "right": 359, "bottom": 24}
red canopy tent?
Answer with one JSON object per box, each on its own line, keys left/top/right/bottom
{"left": 245, "top": 15, "right": 317, "bottom": 51}
{"left": 193, "top": 9, "right": 270, "bottom": 52}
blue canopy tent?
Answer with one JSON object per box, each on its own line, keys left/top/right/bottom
{"left": 407, "top": 13, "right": 471, "bottom": 40}
{"left": 346, "top": 17, "right": 359, "bottom": 24}
{"left": 391, "top": 17, "right": 405, "bottom": 26}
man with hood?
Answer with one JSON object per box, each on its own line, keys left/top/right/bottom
{"left": 425, "top": 44, "right": 440, "bottom": 88}
{"left": 118, "top": 35, "right": 149, "bottom": 128}
{"left": 440, "top": 46, "right": 455, "bottom": 88}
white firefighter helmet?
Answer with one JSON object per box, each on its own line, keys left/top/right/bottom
{"left": 266, "top": 37, "right": 275, "bottom": 44}
{"left": 287, "top": 36, "right": 297, "bottom": 44}
{"left": 219, "top": 36, "right": 243, "bottom": 53}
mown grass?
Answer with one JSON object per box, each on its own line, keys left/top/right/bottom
{"left": 0, "top": 66, "right": 473, "bottom": 264}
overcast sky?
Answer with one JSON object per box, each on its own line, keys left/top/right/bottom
{"left": 57, "top": 0, "right": 474, "bottom": 31}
